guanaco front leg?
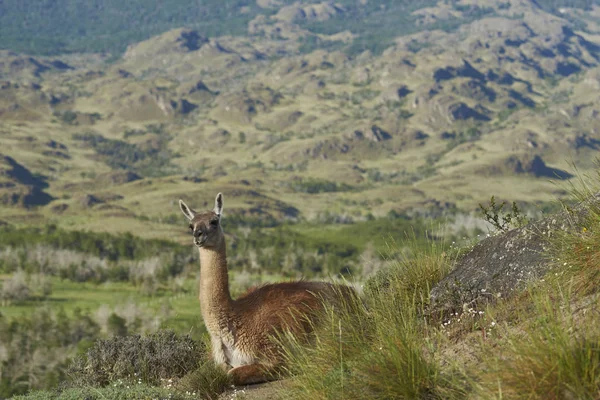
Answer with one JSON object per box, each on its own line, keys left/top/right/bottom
{"left": 227, "top": 364, "right": 278, "bottom": 385}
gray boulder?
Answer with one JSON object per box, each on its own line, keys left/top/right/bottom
{"left": 430, "top": 194, "right": 598, "bottom": 312}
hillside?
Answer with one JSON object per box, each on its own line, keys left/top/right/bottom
{"left": 1, "top": 0, "right": 600, "bottom": 243}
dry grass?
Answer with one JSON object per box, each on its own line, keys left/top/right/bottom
{"left": 281, "top": 233, "right": 469, "bottom": 400}
{"left": 278, "top": 173, "right": 600, "bottom": 399}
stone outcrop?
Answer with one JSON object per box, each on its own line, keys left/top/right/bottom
{"left": 430, "top": 193, "right": 599, "bottom": 312}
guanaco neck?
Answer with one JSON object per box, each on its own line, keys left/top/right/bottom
{"left": 198, "top": 240, "right": 232, "bottom": 325}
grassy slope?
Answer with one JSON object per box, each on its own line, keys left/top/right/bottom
{"left": 14, "top": 171, "right": 600, "bottom": 400}
{"left": 277, "top": 179, "right": 600, "bottom": 399}
{"left": 0, "top": 278, "right": 205, "bottom": 337}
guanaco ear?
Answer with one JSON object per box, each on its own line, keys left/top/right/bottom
{"left": 179, "top": 199, "right": 196, "bottom": 221}
{"left": 213, "top": 193, "right": 223, "bottom": 217}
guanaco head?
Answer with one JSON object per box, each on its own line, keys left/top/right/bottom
{"left": 179, "top": 193, "right": 224, "bottom": 248}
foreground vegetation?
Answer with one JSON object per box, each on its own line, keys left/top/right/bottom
{"left": 0, "top": 213, "right": 436, "bottom": 397}
{"left": 8, "top": 170, "right": 600, "bottom": 399}
{"left": 280, "top": 179, "right": 600, "bottom": 399}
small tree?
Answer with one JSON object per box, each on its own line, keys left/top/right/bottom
{"left": 29, "top": 273, "right": 52, "bottom": 299}
{"left": 0, "top": 270, "right": 30, "bottom": 305}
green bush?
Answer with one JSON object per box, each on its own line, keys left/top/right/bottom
{"left": 0, "top": 224, "right": 187, "bottom": 262}
{"left": 0, "top": 307, "right": 100, "bottom": 398}
{"left": 288, "top": 178, "right": 353, "bottom": 194}
{"left": 65, "top": 330, "right": 206, "bottom": 388}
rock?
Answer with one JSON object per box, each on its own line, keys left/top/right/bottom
{"left": 454, "top": 79, "right": 496, "bottom": 102}
{"left": 430, "top": 193, "right": 600, "bottom": 312}
{"left": 508, "top": 90, "right": 535, "bottom": 107}
{"left": 0, "top": 155, "right": 48, "bottom": 188}
{"left": 210, "top": 129, "right": 231, "bottom": 145}
{"left": 182, "top": 176, "right": 207, "bottom": 183}
{"left": 45, "top": 140, "right": 67, "bottom": 150}
{"left": 175, "top": 29, "right": 209, "bottom": 52}
{"left": 0, "top": 155, "right": 54, "bottom": 208}
{"left": 412, "top": 130, "right": 430, "bottom": 140}
{"left": 398, "top": 85, "right": 412, "bottom": 98}
{"left": 187, "top": 80, "right": 218, "bottom": 96}
{"left": 49, "top": 60, "right": 74, "bottom": 70}
{"left": 118, "top": 69, "right": 133, "bottom": 78}
{"left": 0, "top": 186, "right": 53, "bottom": 208}
{"left": 42, "top": 150, "right": 70, "bottom": 159}
{"left": 570, "top": 134, "right": 600, "bottom": 150}
{"left": 170, "top": 99, "right": 198, "bottom": 115}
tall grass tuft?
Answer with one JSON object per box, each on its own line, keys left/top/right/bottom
{"left": 282, "top": 231, "right": 468, "bottom": 399}
{"left": 546, "top": 160, "right": 600, "bottom": 295}
{"left": 363, "top": 230, "right": 454, "bottom": 306}
{"left": 175, "top": 360, "right": 230, "bottom": 400}
{"left": 474, "top": 162, "right": 600, "bottom": 398}
{"left": 478, "top": 287, "right": 600, "bottom": 399}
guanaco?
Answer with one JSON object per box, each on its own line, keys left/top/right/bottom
{"left": 179, "top": 193, "right": 355, "bottom": 385}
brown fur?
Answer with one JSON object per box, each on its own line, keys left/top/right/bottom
{"left": 179, "top": 194, "right": 356, "bottom": 385}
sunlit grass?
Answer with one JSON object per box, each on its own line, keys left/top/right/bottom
{"left": 281, "top": 231, "right": 469, "bottom": 399}
{"left": 279, "top": 169, "right": 600, "bottom": 399}
{"left": 0, "top": 277, "right": 206, "bottom": 338}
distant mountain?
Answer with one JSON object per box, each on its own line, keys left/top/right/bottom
{"left": 2, "top": 0, "right": 600, "bottom": 235}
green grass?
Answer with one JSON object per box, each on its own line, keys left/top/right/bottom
{"left": 10, "top": 174, "right": 600, "bottom": 399}
{"left": 277, "top": 170, "right": 600, "bottom": 399}
{"left": 476, "top": 287, "right": 600, "bottom": 399}
{"left": 0, "top": 277, "right": 206, "bottom": 338}
{"left": 281, "top": 233, "right": 468, "bottom": 399}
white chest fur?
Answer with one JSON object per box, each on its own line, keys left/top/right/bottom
{"left": 222, "top": 341, "right": 255, "bottom": 368}
{"left": 211, "top": 332, "right": 255, "bottom": 368}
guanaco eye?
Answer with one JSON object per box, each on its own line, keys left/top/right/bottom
{"left": 210, "top": 219, "right": 218, "bottom": 227}
{"left": 188, "top": 225, "right": 193, "bottom": 231}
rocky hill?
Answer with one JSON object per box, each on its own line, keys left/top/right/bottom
{"left": 1, "top": 0, "right": 600, "bottom": 239}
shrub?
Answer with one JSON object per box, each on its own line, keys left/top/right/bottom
{"left": 0, "top": 270, "right": 30, "bottom": 305}
{"left": 65, "top": 330, "right": 206, "bottom": 388}
{"left": 13, "top": 384, "right": 203, "bottom": 400}
{"left": 479, "top": 195, "right": 527, "bottom": 232}
{"left": 288, "top": 178, "right": 353, "bottom": 194}
{"left": 72, "top": 132, "right": 178, "bottom": 177}
{"left": 363, "top": 232, "right": 451, "bottom": 304}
